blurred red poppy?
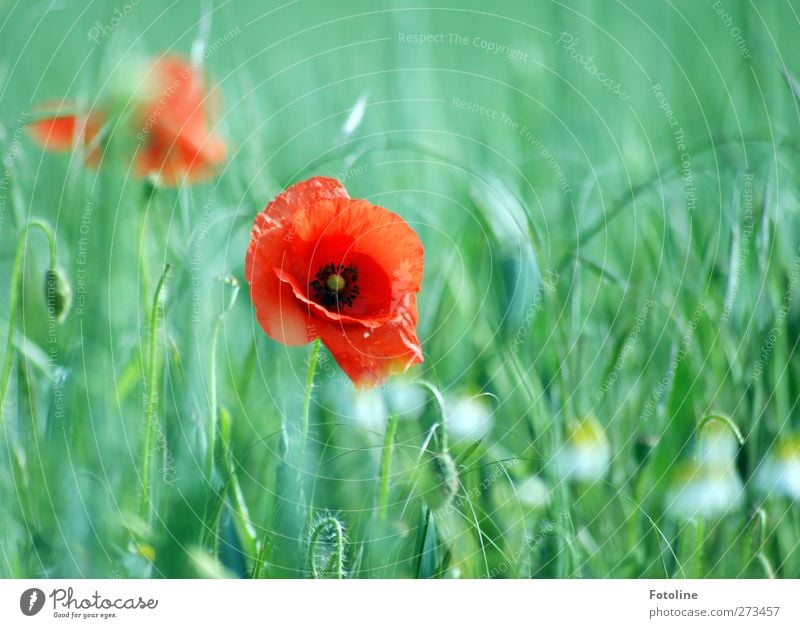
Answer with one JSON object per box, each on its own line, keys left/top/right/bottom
{"left": 245, "top": 176, "right": 424, "bottom": 388}
{"left": 27, "top": 104, "right": 105, "bottom": 165}
{"left": 27, "top": 55, "right": 226, "bottom": 186}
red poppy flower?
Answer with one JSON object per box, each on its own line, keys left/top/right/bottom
{"left": 27, "top": 55, "right": 226, "bottom": 186}
{"left": 27, "top": 103, "right": 105, "bottom": 165}
{"left": 245, "top": 177, "right": 424, "bottom": 388}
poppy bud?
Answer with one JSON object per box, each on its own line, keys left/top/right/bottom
{"left": 45, "top": 266, "right": 72, "bottom": 323}
{"left": 418, "top": 451, "right": 459, "bottom": 511}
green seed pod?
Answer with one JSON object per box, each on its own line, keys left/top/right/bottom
{"left": 418, "top": 451, "right": 459, "bottom": 511}
{"left": 307, "top": 514, "right": 347, "bottom": 578}
{"left": 45, "top": 267, "right": 72, "bottom": 323}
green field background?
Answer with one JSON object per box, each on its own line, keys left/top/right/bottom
{"left": 1, "top": 0, "right": 800, "bottom": 578}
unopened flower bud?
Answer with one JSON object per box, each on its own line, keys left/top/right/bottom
{"left": 45, "top": 266, "right": 72, "bottom": 323}
{"left": 307, "top": 513, "right": 347, "bottom": 578}
{"left": 418, "top": 451, "right": 459, "bottom": 511}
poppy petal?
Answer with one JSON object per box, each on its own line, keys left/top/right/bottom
{"left": 289, "top": 198, "right": 424, "bottom": 312}
{"left": 135, "top": 130, "right": 226, "bottom": 185}
{"left": 133, "top": 55, "right": 227, "bottom": 186}
{"left": 246, "top": 176, "right": 425, "bottom": 389}
{"left": 28, "top": 115, "right": 80, "bottom": 150}
{"left": 261, "top": 176, "right": 349, "bottom": 233}
{"left": 274, "top": 267, "right": 392, "bottom": 328}
{"left": 246, "top": 218, "right": 314, "bottom": 345}
{"left": 316, "top": 293, "right": 423, "bottom": 389}
{"left": 28, "top": 105, "right": 103, "bottom": 155}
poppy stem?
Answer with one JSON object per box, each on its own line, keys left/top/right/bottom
{"left": 207, "top": 276, "right": 240, "bottom": 484}
{"left": 138, "top": 264, "right": 171, "bottom": 524}
{"left": 138, "top": 182, "right": 156, "bottom": 309}
{"left": 300, "top": 337, "right": 321, "bottom": 455}
{"left": 0, "top": 219, "right": 58, "bottom": 430}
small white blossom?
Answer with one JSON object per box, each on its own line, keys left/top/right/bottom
{"left": 553, "top": 416, "right": 611, "bottom": 482}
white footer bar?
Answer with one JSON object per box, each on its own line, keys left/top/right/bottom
{"left": 1, "top": 579, "right": 798, "bottom": 627}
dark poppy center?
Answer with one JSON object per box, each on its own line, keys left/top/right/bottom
{"left": 310, "top": 262, "right": 360, "bottom": 309}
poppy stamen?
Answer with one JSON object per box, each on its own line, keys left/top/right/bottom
{"left": 327, "top": 273, "right": 346, "bottom": 292}
{"left": 310, "top": 262, "right": 360, "bottom": 309}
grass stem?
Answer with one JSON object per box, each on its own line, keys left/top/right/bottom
{"left": 0, "top": 220, "right": 57, "bottom": 429}
{"left": 300, "top": 337, "right": 321, "bottom": 455}
{"left": 378, "top": 415, "right": 398, "bottom": 518}
{"left": 137, "top": 264, "right": 171, "bottom": 523}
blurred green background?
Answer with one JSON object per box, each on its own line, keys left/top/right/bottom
{"left": 1, "top": 0, "right": 800, "bottom": 578}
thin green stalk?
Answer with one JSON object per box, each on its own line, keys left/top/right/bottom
{"left": 137, "top": 182, "right": 155, "bottom": 308}
{"left": 300, "top": 337, "right": 321, "bottom": 455}
{"left": 414, "top": 506, "right": 431, "bottom": 579}
{"left": 228, "top": 466, "right": 258, "bottom": 558}
{"left": 415, "top": 380, "right": 448, "bottom": 453}
{"left": 740, "top": 508, "right": 767, "bottom": 577}
{"left": 378, "top": 415, "right": 399, "bottom": 518}
{"left": 251, "top": 535, "right": 273, "bottom": 579}
{"left": 208, "top": 319, "right": 220, "bottom": 483}
{"left": 138, "top": 264, "right": 171, "bottom": 523}
{"left": 207, "top": 276, "right": 239, "bottom": 483}
{"left": 210, "top": 405, "right": 258, "bottom": 562}
{"left": 1, "top": 220, "right": 57, "bottom": 429}
{"left": 252, "top": 336, "right": 321, "bottom": 577}
{"left": 686, "top": 519, "right": 706, "bottom": 579}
